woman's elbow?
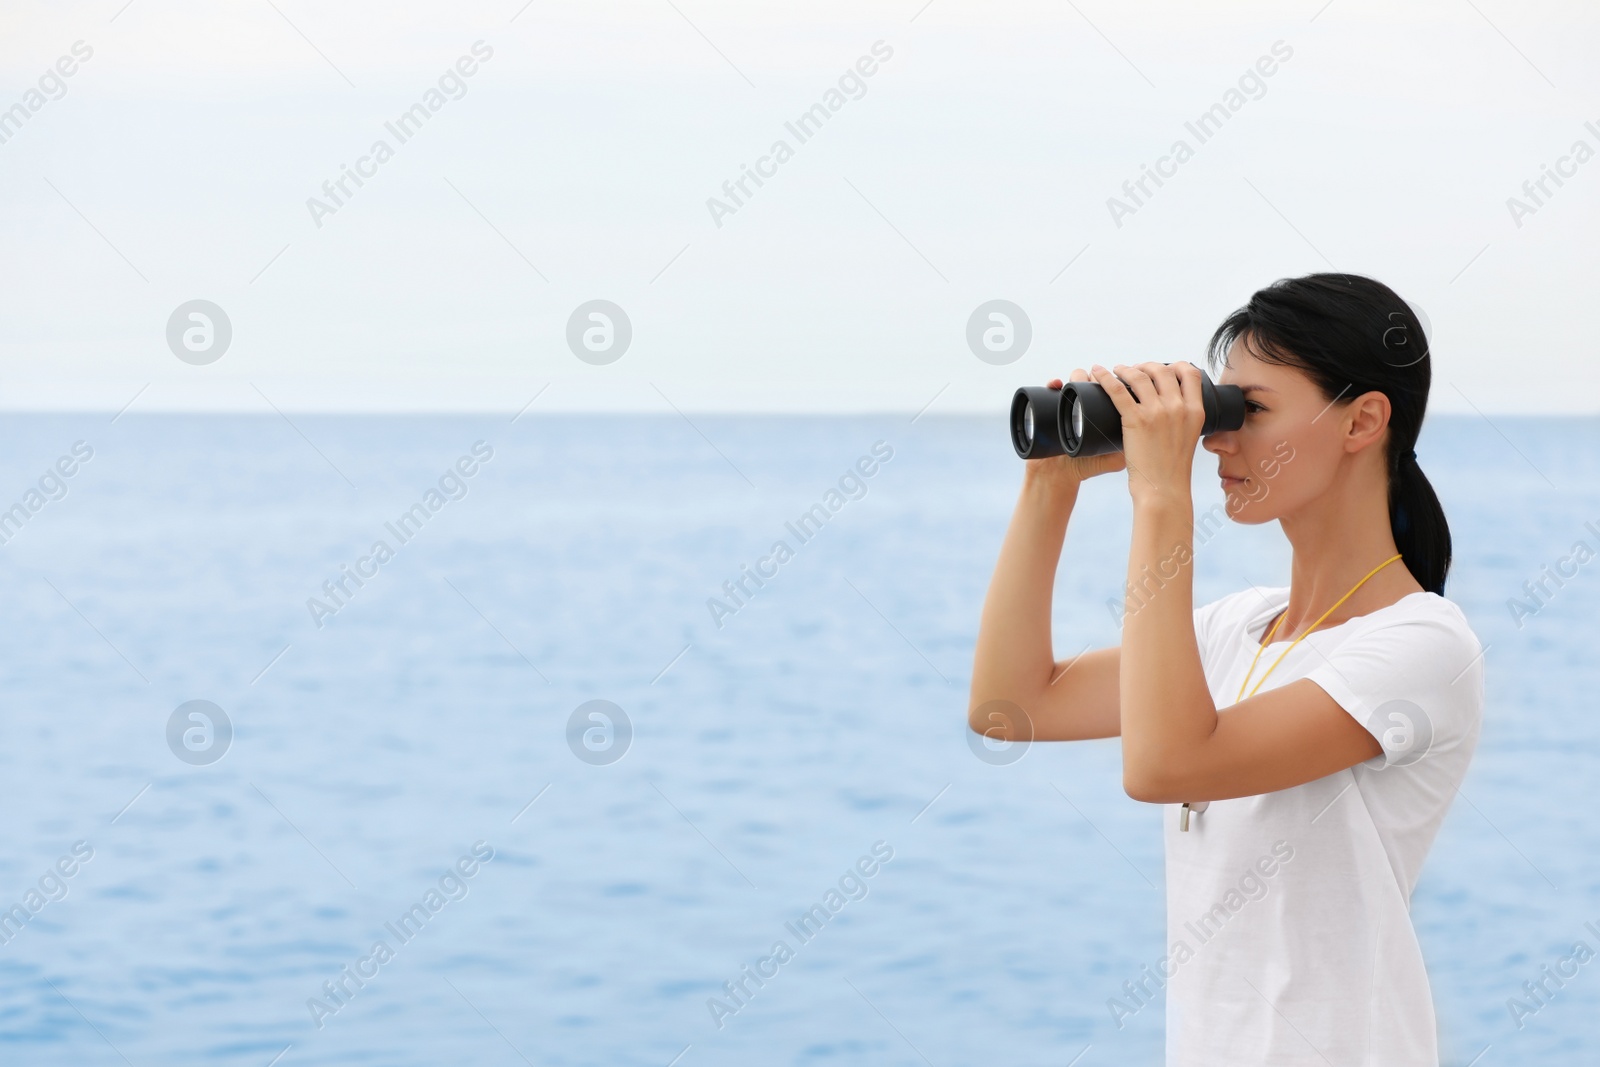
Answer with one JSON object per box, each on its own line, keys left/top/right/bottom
{"left": 967, "top": 702, "right": 1000, "bottom": 738}
{"left": 1122, "top": 771, "right": 1157, "bottom": 803}
{"left": 967, "top": 697, "right": 1024, "bottom": 741}
{"left": 1121, "top": 764, "right": 1173, "bottom": 803}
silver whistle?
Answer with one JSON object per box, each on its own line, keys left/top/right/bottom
{"left": 1179, "top": 801, "right": 1209, "bottom": 831}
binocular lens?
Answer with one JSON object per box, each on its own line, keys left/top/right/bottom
{"left": 1010, "top": 387, "right": 1066, "bottom": 458}
{"left": 1009, "top": 366, "right": 1245, "bottom": 460}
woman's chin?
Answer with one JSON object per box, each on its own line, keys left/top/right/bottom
{"left": 1221, "top": 493, "right": 1275, "bottom": 525}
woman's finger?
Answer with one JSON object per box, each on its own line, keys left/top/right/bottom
{"left": 1068, "top": 367, "right": 1089, "bottom": 382}
{"left": 1112, "top": 363, "right": 1156, "bottom": 406}
{"left": 1090, "top": 364, "right": 1137, "bottom": 417}
{"left": 1132, "top": 361, "right": 1177, "bottom": 402}
{"left": 1174, "top": 361, "right": 1205, "bottom": 413}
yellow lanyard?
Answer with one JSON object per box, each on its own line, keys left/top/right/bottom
{"left": 1235, "top": 553, "right": 1404, "bottom": 703}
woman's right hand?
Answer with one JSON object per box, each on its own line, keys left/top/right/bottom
{"left": 1026, "top": 369, "right": 1129, "bottom": 487}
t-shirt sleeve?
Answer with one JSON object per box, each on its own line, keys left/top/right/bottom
{"left": 1191, "top": 593, "right": 1238, "bottom": 677}
{"left": 1302, "top": 611, "right": 1485, "bottom": 769}
{"left": 1192, "top": 600, "right": 1215, "bottom": 650}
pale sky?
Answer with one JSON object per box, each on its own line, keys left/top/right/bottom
{"left": 1, "top": 0, "right": 1595, "bottom": 412}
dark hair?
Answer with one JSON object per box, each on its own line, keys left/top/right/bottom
{"left": 1203, "top": 272, "right": 1451, "bottom": 595}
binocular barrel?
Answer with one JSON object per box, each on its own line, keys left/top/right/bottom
{"left": 1010, "top": 367, "right": 1246, "bottom": 459}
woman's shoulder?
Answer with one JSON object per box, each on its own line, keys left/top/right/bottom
{"left": 1360, "top": 589, "right": 1484, "bottom": 653}
{"left": 1318, "top": 589, "right": 1487, "bottom": 747}
{"left": 1335, "top": 591, "right": 1488, "bottom": 714}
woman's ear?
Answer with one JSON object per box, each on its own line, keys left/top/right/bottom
{"left": 1343, "top": 389, "right": 1392, "bottom": 458}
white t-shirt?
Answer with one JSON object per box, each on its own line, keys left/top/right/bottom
{"left": 1160, "top": 584, "right": 1485, "bottom": 1066}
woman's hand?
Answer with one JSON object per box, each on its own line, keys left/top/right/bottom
{"left": 1024, "top": 369, "right": 1128, "bottom": 490}
{"left": 1087, "top": 361, "right": 1206, "bottom": 507}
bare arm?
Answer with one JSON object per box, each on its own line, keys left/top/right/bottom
{"left": 969, "top": 375, "right": 1128, "bottom": 742}
{"left": 1103, "top": 361, "right": 1383, "bottom": 801}
{"left": 1127, "top": 678, "right": 1383, "bottom": 802}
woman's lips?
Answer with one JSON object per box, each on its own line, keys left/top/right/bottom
{"left": 1221, "top": 475, "right": 1245, "bottom": 487}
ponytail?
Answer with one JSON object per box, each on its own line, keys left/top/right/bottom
{"left": 1389, "top": 450, "right": 1451, "bottom": 595}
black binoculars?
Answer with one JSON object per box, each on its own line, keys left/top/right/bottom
{"left": 1010, "top": 365, "right": 1246, "bottom": 459}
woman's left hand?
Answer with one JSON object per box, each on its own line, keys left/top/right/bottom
{"left": 1088, "top": 361, "right": 1207, "bottom": 508}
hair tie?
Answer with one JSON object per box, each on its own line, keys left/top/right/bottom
{"left": 1402, "top": 448, "right": 1417, "bottom": 466}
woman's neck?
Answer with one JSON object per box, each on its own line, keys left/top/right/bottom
{"left": 1273, "top": 470, "right": 1424, "bottom": 642}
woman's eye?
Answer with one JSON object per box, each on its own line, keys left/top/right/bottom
{"left": 1245, "top": 401, "right": 1265, "bottom": 413}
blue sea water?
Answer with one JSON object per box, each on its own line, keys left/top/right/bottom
{"left": 0, "top": 411, "right": 1595, "bottom": 1066}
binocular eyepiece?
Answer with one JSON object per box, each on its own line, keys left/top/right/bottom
{"left": 1010, "top": 365, "right": 1246, "bottom": 459}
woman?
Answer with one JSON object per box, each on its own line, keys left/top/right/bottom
{"left": 969, "top": 273, "right": 1484, "bottom": 1065}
